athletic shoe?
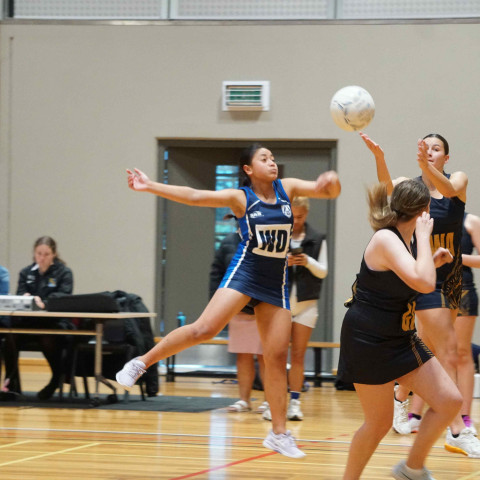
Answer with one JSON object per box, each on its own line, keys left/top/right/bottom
{"left": 115, "top": 357, "right": 146, "bottom": 390}
{"left": 391, "top": 460, "right": 436, "bottom": 480}
{"left": 227, "top": 400, "right": 251, "bottom": 412}
{"left": 287, "top": 399, "right": 304, "bottom": 421}
{"left": 262, "top": 430, "right": 306, "bottom": 458}
{"left": 256, "top": 401, "right": 269, "bottom": 414}
{"left": 393, "top": 388, "right": 411, "bottom": 434}
{"left": 408, "top": 414, "right": 422, "bottom": 433}
{"left": 262, "top": 405, "right": 272, "bottom": 421}
{"left": 445, "top": 427, "right": 480, "bottom": 457}
{"left": 462, "top": 415, "right": 478, "bottom": 435}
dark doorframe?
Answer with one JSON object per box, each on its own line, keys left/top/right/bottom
{"left": 155, "top": 138, "right": 337, "bottom": 368}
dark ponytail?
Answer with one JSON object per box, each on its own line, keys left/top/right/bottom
{"left": 239, "top": 143, "right": 263, "bottom": 187}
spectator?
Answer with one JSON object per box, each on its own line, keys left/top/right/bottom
{"left": 209, "top": 225, "right": 266, "bottom": 413}
{"left": 5, "top": 236, "right": 74, "bottom": 400}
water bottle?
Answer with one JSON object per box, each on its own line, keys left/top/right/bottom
{"left": 177, "top": 311, "right": 186, "bottom": 327}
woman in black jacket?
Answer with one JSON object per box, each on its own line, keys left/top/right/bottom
{"left": 7, "top": 236, "right": 74, "bottom": 399}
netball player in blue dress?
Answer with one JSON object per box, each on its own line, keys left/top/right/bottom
{"left": 360, "top": 132, "right": 480, "bottom": 458}
{"left": 116, "top": 144, "right": 341, "bottom": 458}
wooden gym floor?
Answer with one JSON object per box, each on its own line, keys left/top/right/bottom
{"left": 1, "top": 362, "right": 480, "bottom": 479}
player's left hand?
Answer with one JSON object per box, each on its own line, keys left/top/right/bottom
{"left": 432, "top": 247, "right": 453, "bottom": 268}
{"left": 315, "top": 170, "right": 341, "bottom": 198}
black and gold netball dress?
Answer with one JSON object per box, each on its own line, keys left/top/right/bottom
{"left": 337, "top": 227, "right": 433, "bottom": 385}
{"left": 415, "top": 174, "right": 464, "bottom": 310}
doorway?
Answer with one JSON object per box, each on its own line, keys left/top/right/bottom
{"left": 155, "top": 139, "right": 337, "bottom": 369}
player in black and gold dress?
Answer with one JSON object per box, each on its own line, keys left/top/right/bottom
{"left": 338, "top": 178, "right": 461, "bottom": 480}
{"left": 361, "top": 132, "right": 480, "bottom": 459}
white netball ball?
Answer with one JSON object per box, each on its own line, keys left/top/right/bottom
{"left": 330, "top": 86, "right": 375, "bottom": 132}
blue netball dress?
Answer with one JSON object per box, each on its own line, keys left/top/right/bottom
{"left": 219, "top": 180, "right": 293, "bottom": 309}
{"left": 414, "top": 174, "right": 464, "bottom": 310}
{"left": 459, "top": 213, "right": 479, "bottom": 317}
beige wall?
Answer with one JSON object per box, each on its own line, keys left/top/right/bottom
{"left": 1, "top": 21, "right": 479, "bottom": 343}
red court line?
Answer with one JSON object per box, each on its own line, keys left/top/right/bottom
{"left": 168, "top": 450, "right": 279, "bottom": 480}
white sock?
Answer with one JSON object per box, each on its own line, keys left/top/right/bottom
{"left": 404, "top": 463, "right": 424, "bottom": 475}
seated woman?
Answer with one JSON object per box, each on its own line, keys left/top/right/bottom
{"left": 5, "top": 236, "right": 74, "bottom": 400}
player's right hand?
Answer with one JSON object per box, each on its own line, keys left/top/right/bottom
{"left": 359, "top": 132, "right": 385, "bottom": 160}
{"left": 127, "top": 168, "right": 150, "bottom": 191}
{"left": 416, "top": 139, "right": 429, "bottom": 170}
{"left": 415, "top": 211, "right": 434, "bottom": 239}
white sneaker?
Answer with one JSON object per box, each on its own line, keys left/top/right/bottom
{"left": 287, "top": 399, "right": 304, "bottom": 421}
{"left": 408, "top": 415, "right": 422, "bottom": 433}
{"left": 262, "top": 430, "right": 306, "bottom": 458}
{"left": 256, "top": 401, "right": 269, "bottom": 414}
{"left": 391, "top": 460, "right": 436, "bottom": 480}
{"left": 227, "top": 400, "right": 251, "bottom": 412}
{"left": 445, "top": 427, "right": 480, "bottom": 458}
{"left": 115, "top": 357, "right": 146, "bottom": 390}
{"left": 262, "top": 405, "right": 272, "bottom": 421}
{"left": 462, "top": 415, "right": 478, "bottom": 436}
{"left": 393, "top": 387, "right": 411, "bottom": 434}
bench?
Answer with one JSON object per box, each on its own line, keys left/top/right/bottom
{"left": 154, "top": 337, "right": 340, "bottom": 387}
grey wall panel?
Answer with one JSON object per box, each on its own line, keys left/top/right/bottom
{"left": 1, "top": 22, "right": 479, "bottom": 351}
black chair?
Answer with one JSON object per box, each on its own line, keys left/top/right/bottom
{"left": 67, "top": 318, "right": 145, "bottom": 403}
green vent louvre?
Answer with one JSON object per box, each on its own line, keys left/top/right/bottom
{"left": 222, "top": 81, "right": 270, "bottom": 111}
{"left": 226, "top": 86, "right": 262, "bottom": 107}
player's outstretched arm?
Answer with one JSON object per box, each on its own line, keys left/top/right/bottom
{"left": 126, "top": 168, "right": 246, "bottom": 216}
{"left": 282, "top": 171, "right": 341, "bottom": 200}
{"left": 359, "top": 132, "right": 395, "bottom": 195}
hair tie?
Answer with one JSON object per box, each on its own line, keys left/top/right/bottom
{"left": 392, "top": 208, "right": 403, "bottom": 216}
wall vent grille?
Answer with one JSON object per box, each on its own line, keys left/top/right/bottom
{"left": 222, "top": 81, "right": 270, "bottom": 111}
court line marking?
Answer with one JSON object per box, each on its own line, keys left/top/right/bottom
{"left": 0, "top": 426, "right": 338, "bottom": 443}
{"left": 457, "top": 472, "right": 480, "bottom": 480}
{"left": 0, "top": 430, "right": 464, "bottom": 479}
{"left": 0, "top": 442, "right": 100, "bottom": 467}
{"left": 0, "top": 440, "right": 32, "bottom": 449}
{"left": 0, "top": 426, "right": 448, "bottom": 451}
{"left": 168, "top": 451, "right": 277, "bottom": 480}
